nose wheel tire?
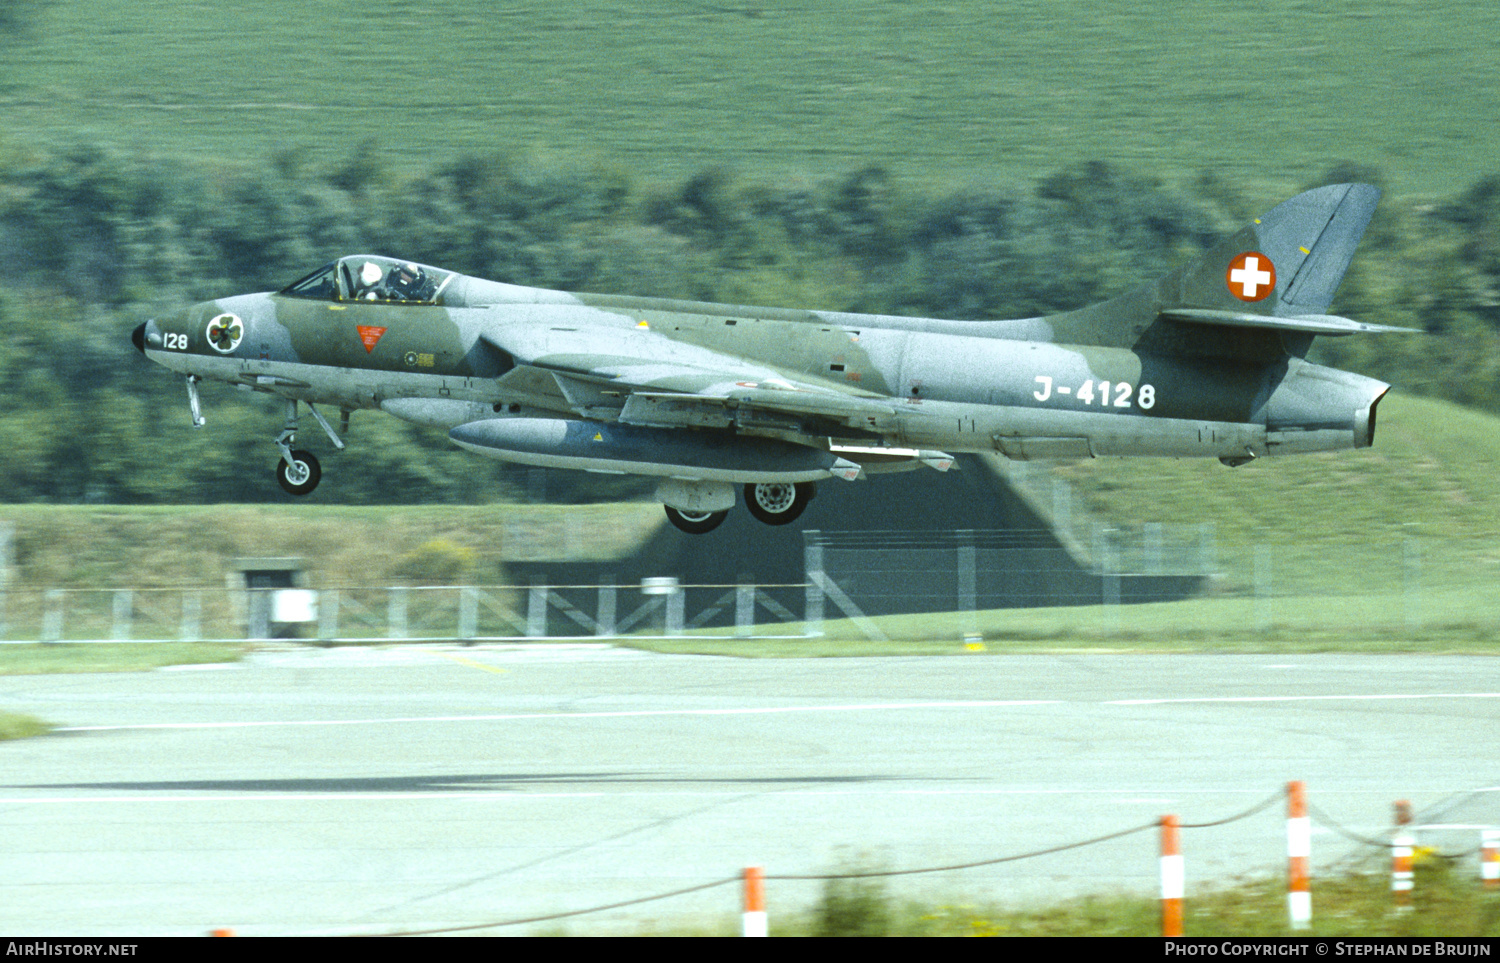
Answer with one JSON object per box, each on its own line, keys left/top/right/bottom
{"left": 743, "top": 481, "right": 814, "bottom": 526}
{"left": 664, "top": 506, "right": 729, "bottom": 534}
{"left": 276, "top": 449, "right": 322, "bottom": 496}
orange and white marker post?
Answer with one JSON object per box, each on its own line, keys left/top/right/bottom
{"left": 1392, "top": 833, "right": 1416, "bottom": 912}
{"left": 1287, "top": 780, "right": 1311, "bottom": 930}
{"left": 742, "top": 865, "right": 767, "bottom": 937}
{"left": 1391, "top": 800, "right": 1414, "bottom": 913}
{"left": 1482, "top": 830, "right": 1499, "bottom": 891}
{"left": 1161, "top": 814, "right": 1183, "bottom": 937}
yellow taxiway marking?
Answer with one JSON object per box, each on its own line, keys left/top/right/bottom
{"left": 432, "top": 652, "right": 509, "bottom": 675}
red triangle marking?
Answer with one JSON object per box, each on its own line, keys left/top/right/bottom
{"left": 357, "top": 325, "right": 388, "bottom": 352}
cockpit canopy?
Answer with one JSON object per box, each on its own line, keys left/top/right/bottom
{"left": 279, "top": 256, "right": 457, "bottom": 306}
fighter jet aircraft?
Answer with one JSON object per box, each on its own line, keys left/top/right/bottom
{"left": 133, "top": 182, "right": 1407, "bottom": 533}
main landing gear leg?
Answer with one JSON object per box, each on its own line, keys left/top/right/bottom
{"left": 273, "top": 400, "right": 322, "bottom": 496}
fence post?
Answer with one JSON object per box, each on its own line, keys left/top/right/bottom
{"left": 1160, "top": 814, "right": 1183, "bottom": 937}
{"left": 112, "top": 589, "right": 133, "bottom": 641}
{"left": 1052, "top": 476, "right": 1072, "bottom": 540}
{"left": 43, "top": 589, "right": 63, "bottom": 642}
{"left": 319, "top": 589, "right": 339, "bottom": 641}
{"left": 803, "top": 532, "right": 824, "bottom": 638}
{"left": 666, "top": 584, "right": 685, "bottom": 637}
{"left": 1097, "top": 527, "right": 1120, "bottom": 632}
{"left": 1145, "top": 522, "right": 1164, "bottom": 576}
{"left": 735, "top": 581, "right": 755, "bottom": 638}
{"left": 527, "top": 583, "right": 547, "bottom": 638}
{"left": 1254, "top": 544, "right": 1273, "bottom": 635}
{"left": 596, "top": 581, "right": 616, "bottom": 637}
{"left": 956, "top": 530, "right": 977, "bottom": 639}
{"left": 1287, "top": 780, "right": 1311, "bottom": 929}
{"left": 742, "top": 866, "right": 766, "bottom": 937}
{"left": 387, "top": 586, "right": 408, "bottom": 640}
{"left": 180, "top": 590, "right": 202, "bottom": 642}
{"left": 458, "top": 586, "right": 477, "bottom": 641}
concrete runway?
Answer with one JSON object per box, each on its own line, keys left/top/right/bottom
{"left": 1, "top": 644, "right": 1497, "bottom": 935}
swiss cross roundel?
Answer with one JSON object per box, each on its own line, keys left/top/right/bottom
{"left": 1226, "top": 251, "right": 1276, "bottom": 302}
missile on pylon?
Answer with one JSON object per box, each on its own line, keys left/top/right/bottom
{"left": 449, "top": 417, "right": 861, "bottom": 483}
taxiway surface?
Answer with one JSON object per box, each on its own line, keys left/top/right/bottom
{"left": 1, "top": 645, "right": 1497, "bottom": 935}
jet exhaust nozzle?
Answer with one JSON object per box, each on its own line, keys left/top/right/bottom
{"left": 1263, "top": 362, "right": 1391, "bottom": 455}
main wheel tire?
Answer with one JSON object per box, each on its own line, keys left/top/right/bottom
{"left": 743, "top": 481, "right": 814, "bottom": 526}
{"left": 276, "top": 449, "right": 322, "bottom": 496}
{"left": 664, "top": 505, "right": 729, "bottom": 534}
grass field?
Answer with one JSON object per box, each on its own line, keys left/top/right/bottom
{"left": 3, "top": 2, "right": 1496, "bottom": 197}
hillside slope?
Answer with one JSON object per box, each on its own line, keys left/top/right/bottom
{"left": 1, "top": 2, "right": 1494, "bottom": 195}
{"left": 1052, "top": 392, "right": 1500, "bottom": 548}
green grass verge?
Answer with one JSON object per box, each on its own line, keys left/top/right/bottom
{"left": 0, "top": 710, "right": 52, "bottom": 741}
{"left": 3, "top": 2, "right": 1497, "bottom": 197}
{"left": 0, "top": 642, "right": 248, "bottom": 675}
{"left": 626, "top": 594, "right": 1500, "bottom": 658}
{"left": 0, "top": 643, "right": 247, "bottom": 739}
{"left": 811, "top": 863, "right": 1500, "bottom": 937}
{"left": 559, "top": 862, "right": 1500, "bottom": 936}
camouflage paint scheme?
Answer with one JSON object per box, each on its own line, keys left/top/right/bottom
{"left": 134, "top": 183, "right": 1405, "bottom": 533}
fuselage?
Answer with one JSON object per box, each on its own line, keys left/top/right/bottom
{"left": 138, "top": 267, "right": 1388, "bottom": 466}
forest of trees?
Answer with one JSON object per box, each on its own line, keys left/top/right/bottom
{"left": 0, "top": 143, "right": 1495, "bottom": 504}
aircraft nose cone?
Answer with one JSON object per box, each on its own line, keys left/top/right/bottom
{"left": 132, "top": 322, "right": 147, "bottom": 354}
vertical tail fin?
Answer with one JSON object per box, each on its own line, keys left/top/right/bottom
{"left": 1046, "top": 183, "right": 1384, "bottom": 347}
{"left": 1173, "top": 182, "right": 1380, "bottom": 316}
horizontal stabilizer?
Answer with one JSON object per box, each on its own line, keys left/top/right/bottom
{"left": 1160, "top": 308, "right": 1418, "bottom": 337}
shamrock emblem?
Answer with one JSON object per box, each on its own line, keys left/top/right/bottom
{"left": 206, "top": 314, "right": 244, "bottom": 354}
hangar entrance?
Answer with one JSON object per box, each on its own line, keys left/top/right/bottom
{"left": 231, "top": 558, "right": 316, "bottom": 639}
{"left": 504, "top": 454, "right": 1208, "bottom": 631}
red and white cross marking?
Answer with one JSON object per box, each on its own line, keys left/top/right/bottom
{"left": 1227, "top": 251, "right": 1276, "bottom": 302}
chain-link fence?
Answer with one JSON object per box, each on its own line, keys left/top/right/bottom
{"left": 1, "top": 526, "right": 1487, "bottom": 644}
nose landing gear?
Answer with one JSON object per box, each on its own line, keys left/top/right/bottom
{"left": 275, "top": 448, "right": 322, "bottom": 495}
{"left": 272, "top": 400, "right": 346, "bottom": 496}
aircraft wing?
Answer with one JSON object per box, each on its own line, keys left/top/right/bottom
{"left": 481, "top": 322, "right": 903, "bottom": 434}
